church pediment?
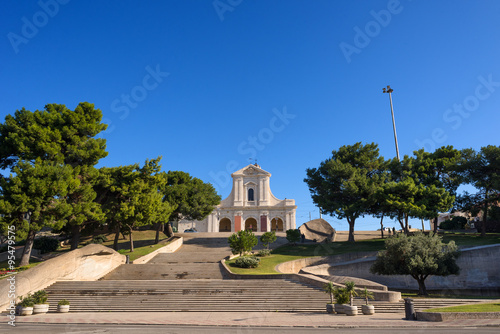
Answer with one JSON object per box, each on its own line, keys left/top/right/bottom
{"left": 232, "top": 164, "right": 271, "bottom": 177}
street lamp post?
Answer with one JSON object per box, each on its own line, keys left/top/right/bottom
{"left": 382, "top": 85, "right": 400, "bottom": 161}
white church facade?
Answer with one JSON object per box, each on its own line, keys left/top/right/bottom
{"left": 177, "top": 164, "right": 297, "bottom": 233}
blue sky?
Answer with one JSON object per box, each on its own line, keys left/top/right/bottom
{"left": 2, "top": 0, "right": 500, "bottom": 231}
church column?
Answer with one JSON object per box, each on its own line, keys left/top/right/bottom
{"left": 260, "top": 211, "right": 269, "bottom": 232}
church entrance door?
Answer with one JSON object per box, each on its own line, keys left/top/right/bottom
{"left": 245, "top": 218, "right": 258, "bottom": 232}
{"left": 219, "top": 218, "right": 231, "bottom": 232}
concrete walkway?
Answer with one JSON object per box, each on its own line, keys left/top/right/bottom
{"left": 5, "top": 311, "right": 500, "bottom": 328}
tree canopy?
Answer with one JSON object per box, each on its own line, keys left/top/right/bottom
{"left": 304, "top": 142, "right": 385, "bottom": 242}
{"left": 370, "top": 232, "right": 460, "bottom": 295}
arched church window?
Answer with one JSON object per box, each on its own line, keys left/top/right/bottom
{"left": 248, "top": 188, "right": 254, "bottom": 201}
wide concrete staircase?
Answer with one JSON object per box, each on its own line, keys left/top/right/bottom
{"left": 44, "top": 279, "right": 483, "bottom": 313}
{"left": 43, "top": 234, "right": 485, "bottom": 313}
{"left": 45, "top": 279, "right": 326, "bottom": 312}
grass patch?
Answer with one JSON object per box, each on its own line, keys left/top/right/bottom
{"left": 225, "top": 233, "right": 500, "bottom": 275}
{"left": 424, "top": 303, "right": 500, "bottom": 312}
{"left": 401, "top": 292, "right": 499, "bottom": 300}
{"left": 225, "top": 254, "right": 305, "bottom": 275}
{"left": 0, "top": 258, "right": 43, "bottom": 280}
{"left": 117, "top": 240, "right": 172, "bottom": 262}
{"left": 440, "top": 232, "right": 500, "bottom": 247}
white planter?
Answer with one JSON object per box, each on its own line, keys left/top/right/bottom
{"left": 57, "top": 305, "right": 70, "bottom": 313}
{"left": 19, "top": 307, "right": 33, "bottom": 316}
{"left": 334, "top": 303, "right": 344, "bottom": 314}
{"left": 344, "top": 305, "right": 358, "bottom": 316}
{"left": 362, "top": 304, "right": 375, "bottom": 315}
{"left": 33, "top": 304, "right": 49, "bottom": 314}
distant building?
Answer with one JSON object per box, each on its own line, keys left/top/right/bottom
{"left": 177, "top": 164, "right": 297, "bottom": 232}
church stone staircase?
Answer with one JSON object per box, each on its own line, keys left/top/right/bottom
{"left": 44, "top": 278, "right": 482, "bottom": 313}
{"left": 42, "top": 234, "right": 485, "bottom": 314}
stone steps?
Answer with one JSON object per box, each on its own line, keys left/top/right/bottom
{"left": 44, "top": 279, "right": 483, "bottom": 313}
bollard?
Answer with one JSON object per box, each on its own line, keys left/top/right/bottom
{"left": 404, "top": 298, "right": 416, "bottom": 320}
{"left": 126, "top": 255, "right": 130, "bottom": 264}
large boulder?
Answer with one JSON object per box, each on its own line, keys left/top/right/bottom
{"left": 298, "top": 219, "right": 336, "bottom": 242}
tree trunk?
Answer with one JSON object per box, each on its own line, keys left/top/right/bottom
{"left": 433, "top": 217, "right": 438, "bottom": 233}
{"left": 165, "top": 223, "right": 174, "bottom": 238}
{"left": 380, "top": 215, "right": 384, "bottom": 239}
{"left": 70, "top": 225, "right": 81, "bottom": 250}
{"left": 154, "top": 223, "right": 161, "bottom": 244}
{"left": 421, "top": 218, "right": 425, "bottom": 232}
{"left": 416, "top": 278, "right": 428, "bottom": 296}
{"left": 404, "top": 214, "right": 409, "bottom": 235}
{"left": 347, "top": 218, "right": 355, "bottom": 242}
{"left": 113, "top": 228, "right": 120, "bottom": 251}
{"left": 19, "top": 228, "right": 36, "bottom": 267}
{"left": 129, "top": 226, "right": 134, "bottom": 252}
{"left": 482, "top": 192, "right": 488, "bottom": 237}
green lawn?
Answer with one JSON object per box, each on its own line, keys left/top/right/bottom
{"left": 401, "top": 292, "right": 499, "bottom": 300}
{"left": 58, "top": 229, "right": 172, "bottom": 262}
{"left": 440, "top": 232, "right": 500, "bottom": 247}
{"left": 225, "top": 254, "right": 306, "bottom": 275}
{"left": 226, "top": 239, "right": 386, "bottom": 275}
{"left": 225, "top": 233, "right": 500, "bottom": 275}
{"left": 425, "top": 303, "right": 500, "bottom": 312}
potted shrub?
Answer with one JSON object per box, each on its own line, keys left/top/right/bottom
{"left": 323, "top": 282, "right": 336, "bottom": 313}
{"left": 360, "top": 287, "right": 375, "bottom": 315}
{"left": 333, "top": 287, "right": 349, "bottom": 314}
{"left": 32, "top": 290, "right": 49, "bottom": 314}
{"left": 57, "top": 299, "right": 70, "bottom": 313}
{"left": 18, "top": 294, "right": 35, "bottom": 316}
{"left": 343, "top": 281, "right": 358, "bottom": 316}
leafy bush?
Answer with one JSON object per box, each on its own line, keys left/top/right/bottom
{"left": 257, "top": 249, "right": 271, "bottom": 257}
{"left": 33, "top": 237, "right": 59, "bottom": 254}
{"left": 234, "top": 256, "right": 260, "bottom": 268}
{"left": 260, "top": 231, "right": 277, "bottom": 249}
{"left": 228, "top": 230, "right": 258, "bottom": 256}
{"left": 89, "top": 234, "right": 108, "bottom": 244}
{"left": 333, "top": 287, "right": 349, "bottom": 304}
{"left": 439, "top": 216, "right": 467, "bottom": 230}
{"left": 19, "top": 294, "right": 35, "bottom": 307}
{"left": 286, "top": 229, "right": 301, "bottom": 245}
{"left": 58, "top": 299, "right": 70, "bottom": 306}
{"left": 32, "top": 290, "right": 48, "bottom": 304}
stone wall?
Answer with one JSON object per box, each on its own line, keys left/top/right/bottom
{"left": 330, "top": 244, "right": 500, "bottom": 291}
{"left": 132, "top": 236, "right": 183, "bottom": 264}
{"left": 0, "top": 244, "right": 125, "bottom": 311}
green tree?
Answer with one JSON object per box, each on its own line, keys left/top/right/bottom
{"left": 413, "top": 146, "right": 463, "bottom": 232}
{"left": 344, "top": 281, "right": 358, "bottom": 306}
{"left": 228, "top": 230, "right": 258, "bottom": 257}
{"left": 95, "top": 159, "right": 175, "bottom": 251}
{"left": 304, "top": 142, "right": 385, "bottom": 242}
{"left": 0, "top": 103, "right": 108, "bottom": 249}
{"left": 0, "top": 159, "right": 74, "bottom": 265}
{"left": 323, "top": 282, "right": 336, "bottom": 304}
{"left": 455, "top": 145, "right": 500, "bottom": 236}
{"left": 160, "top": 171, "right": 221, "bottom": 238}
{"left": 285, "top": 228, "right": 301, "bottom": 245}
{"left": 370, "top": 232, "right": 460, "bottom": 295}
{"left": 379, "top": 152, "right": 455, "bottom": 235}
{"left": 260, "top": 231, "right": 277, "bottom": 250}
